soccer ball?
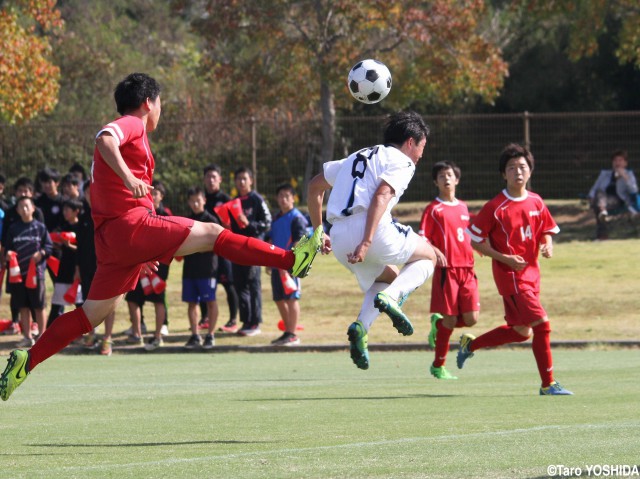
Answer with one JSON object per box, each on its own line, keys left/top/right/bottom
{"left": 347, "top": 59, "right": 392, "bottom": 104}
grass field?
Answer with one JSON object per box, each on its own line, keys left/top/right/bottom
{"left": 1, "top": 349, "right": 638, "bottom": 478}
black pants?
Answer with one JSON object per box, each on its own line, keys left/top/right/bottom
{"left": 232, "top": 264, "right": 262, "bottom": 328}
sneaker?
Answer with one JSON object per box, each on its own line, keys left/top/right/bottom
{"left": 82, "top": 333, "right": 98, "bottom": 349}
{"left": 347, "top": 321, "right": 369, "bottom": 370}
{"left": 373, "top": 291, "right": 413, "bottom": 336}
{"left": 144, "top": 336, "right": 164, "bottom": 351}
{"left": 100, "top": 339, "right": 113, "bottom": 356}
{"left": 540, "top": 381, "right": 574, "bottom": 396}
{"left": 184, "top": 334, "right": 202, "bottom": 349}
{"left": 237, "top": 325, "right": 261, "bottom": 337}
{"left": 203, "top": 334, "right": 215, "bottom": 349}
{"left": 598, "top": 209, "right": 609, "bottom": 222}
{"left": 125, "top": 335, "right": 143, "bottom": 346}
{"left": 457, "top": 333, "right": 476, "bottom": 369}
{"left": 197, "top": 321, "right": 210, "bottom": 330}
{"left": 16, "top": 337, "right": 35, "bottom": 348}
{"left": 0, "top": 349, "right": 30, "bottom": 401}
{"left": 430, "top": 364, "right": 458, "bottom": 380}
{"left": 428, "top": 313, "right": 442, "bottom": 348}
{"left": 30, "top": 322, "right": 39, "bottom": 336}
{"left": 160, "top": 324, "right": 169, "bottom": 336}
{"left": 290, "top": 226, "right": 323, "bottom": 278}
{"left": 140, "top": 322, "right": 148, "bottom": 334}
{"left": 219, "top": 319, "right": 238, "bottom": 333}
{"left": 271, "top": 333, "right": 301, "bottom": 346}
{"left": 1, "top": 323, "right": 20, "bottom": 336}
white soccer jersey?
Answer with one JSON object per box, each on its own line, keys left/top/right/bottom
{"left": 324, "top": 145, "right": 415, "bottom": 224}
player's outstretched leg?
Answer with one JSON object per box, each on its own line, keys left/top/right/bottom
{"left": 456, "top": 333, "right": 476, "bottom": 369}
{"left": 0, "top": 350, "right": 30, "bottom": 401}
{"left": 291, "top": 226, "right": 323, "bottom": 278}
{"left": 347, "top": 320, "right": 369, "bottom": 370}
{"left": 428, "top": 313, "right": 442, "bottom": 348}
{"left": 373, "top": 292, "right": 413, "bottom": 336}
{"left": 540, "top": 382, "right": 573, "bottom": 396}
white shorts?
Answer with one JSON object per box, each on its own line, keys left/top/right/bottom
{"left": 51, "top": 282, "right": 84, "bottom": 306}
{"left": 330, "top": 214, "right": 421, "bottom": 291}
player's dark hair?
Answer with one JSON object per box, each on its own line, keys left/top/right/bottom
{"left": 114, "top": 73, "right": 161, "bottom": 115}
{"left": 152, "top": 180, "right": 167, "bottom": 197}
{"left": 37, "top": 167, "right": 61, "bottom": 184}
{"left": 383, "top": 111, "right": 430, "bottom": 146}
{"left": 15, "top": 195, "right": 35, "bottom": 207}
{"left": 498, "top": 143, "right": 534, "bottom": 173}
{"left": 61, "top": 173, "right": 80, "bottom": 187}
{"left": 13, "top": 177, "right": 35, "bottom": 194}
{"left": 234, "top": 166, "right": 253, "bottom": 179}
{"left": 203, "top": 164, "right": 222, "bottom": 176}
{"left": 0, "top": 173, "right": 6, "bottom": 185}
{"left": 62, "top": 198, "right": 83, "bottom": 212}
{"left": 276, "top": 183, "right": 296, "bottom": 196}
{"left": 611, "top": 149, "right": 628, "bottom": 162}
{"left": 187, "top": 186, "right": 205, "bottom": 198}
{"left": 432, "top": 161, "right": 461, "bottom": 181}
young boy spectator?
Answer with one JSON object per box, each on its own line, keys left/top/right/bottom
{"left": 48, "top": 199, "right": 84, "bottom": 327}
{"left": 182, "top": 187, "right": 219, "bottom": 349}
{"left": 35, "top": 167, "right": 64, "bottom": 233}
{"left": 60, "top": 173, "right": 82, "bottom": 201}
{"left": 5, "top": 196, "right": 53, "bottom": 347}
{"left": 459, "top": 143, "right": 573, "bottom": 396}
{"left": 268, "top": 183, "right": 308, "bottom": 346}
{"left": 231, "top": 167, "right": 271, "bottom": 337}
{"left": 202, "top": 164, "right": 239, "bottom": 333}
{"left": 419, "top": 161, "right": 478, "bottom": 380}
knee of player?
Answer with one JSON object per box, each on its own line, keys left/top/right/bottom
{"left": 463, "top": 314, "right": 478, "bottom": 327}
{"left": 513, "top": 325, "right": 532, "bottom": 339}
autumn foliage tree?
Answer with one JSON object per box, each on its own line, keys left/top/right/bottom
{"left": 0, "top": 0, "right": 62, "bottom": 124}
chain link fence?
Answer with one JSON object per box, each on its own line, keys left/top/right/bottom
{"left": 1, "top": 111, "right": 639, "bottom": 214}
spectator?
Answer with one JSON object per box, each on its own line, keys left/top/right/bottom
{"left": 35, "top": 167, "right": 64, "bottom": 232}
{"left": 231, "top": 167, "right": 271, "bottom": 337}
{"left": 268, "top": 183, "right": 308, "bottom": 346}
{"left": 588, "top": 149, "right": 638, "bottom": 240}
{"left": 202, "top": 164, "right": 239, "bottom": 333}
{"left": 60, "top": 173, "right": 82, "bottom": 201}
{"left": 0, "top": 173, "right": 9, "bottom": 212}
{"left": 182, "top": 187, "right": 219, "bottom": 349}
{"left": 5, "top": 196, "right": 53, "bottom": 347}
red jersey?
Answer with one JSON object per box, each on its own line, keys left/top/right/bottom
{"left": 467, "top": 189, "right": 559, "bottom": 296}
{"left": 90, "top": 115, "right": 155, "bottom": 229}
{"left": 419, "top": 198, "right": 474, "bottom": 268}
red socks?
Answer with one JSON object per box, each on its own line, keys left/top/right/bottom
{"left": 213, "top": 229, "right": 294, "bottom": 270}
{"left": 28, "top": 307, "right": 92, "bottom": 372}
{"left": 470, "top": 324, "right": 528, "bottom": 352}
{"left": 532, "top": 321, "right": 554, "bottom": 387}
{"left": 433, "top": 323, "right": 453, "bottom": 367}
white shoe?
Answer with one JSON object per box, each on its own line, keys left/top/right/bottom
{"left": 17, "top": 337, "right": 35, "bottom": 348}
{"left": 160, "top": 324, "right": 169, "bottom": 336}
{"left": 144, "top": 337, "right": 164, "bottom": 351}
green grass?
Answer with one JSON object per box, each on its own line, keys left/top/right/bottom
{"left": 1, "top": 349, "right": 639, "bottom": 478}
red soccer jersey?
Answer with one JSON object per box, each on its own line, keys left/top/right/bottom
{"left": 90, "top": 115, "right": 155, "bottom": 229}
{"left": 419, "top": 198, "right": 474, "bottom": 268}
{"left": 467, "top": 189, "right": 559, "bottom": 296}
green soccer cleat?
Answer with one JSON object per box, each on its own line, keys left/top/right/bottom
{"left": 347, "top": 321, "right": 369, "bottom": 370}
{"left": 428, "top": 313, "right": 442, "bottom": 348}
{"left": 291, "top": 226, "right": 323, "bottom": 278}
{"left": 430, "top": 364, "right": 458, "bottom": 380}
{"left": 373, "top": 291, "right": 414, "bottom": 336}
{"left": 0, "top": 349, "right": 30, "bottom": 401}
{"left": 456, "top": 333, "right": 476, "bottom": 369}
{"left": 540, "top": 381, "right": 574, "bottom": 396}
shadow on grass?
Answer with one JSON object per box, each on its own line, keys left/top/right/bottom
{"left": 27, "top": 439, "right": 265, "bottom": 448}
{"left": 240, "top": 393, "right": 457, "bottom": 401}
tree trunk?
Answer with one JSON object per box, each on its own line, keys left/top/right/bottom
{"left": 319, "top": 79, "right": 335, "bottom": 170}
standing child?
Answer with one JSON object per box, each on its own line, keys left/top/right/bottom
{"left": 419, "top": 161, "right": 478, "bottom": 380}
{"left": 268, "top": 184, "right": 309, "bottom": 346}
{"left": 5, "top": 196, "right": 53, "bottom": 347}
{"left": 182, "top": 187, "right": 219, "bottom": 349}
{"left": 458, "top": 143, "right": 573, "bottom": 396}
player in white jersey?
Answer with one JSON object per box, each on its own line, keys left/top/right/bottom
{"left": 307, "top": 111, "right": 439, "bottom": 369}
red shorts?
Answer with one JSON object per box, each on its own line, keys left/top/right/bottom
{"left": 502, "top": 290, "right": 547, "bottom": 326}
{"left": 88, "top": 207, "right": 193, "bottom": 300}
{"left": 430, "top": 267, "right": 479, "bottom": 316}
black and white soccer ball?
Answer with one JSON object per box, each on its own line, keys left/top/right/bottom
{"left": 347, "top": 59, "right": 392, "bottom": 104}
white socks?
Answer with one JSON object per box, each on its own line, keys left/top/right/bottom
{"left": 357, "top": 282, "right": 387, "bottom": 332}
{"left": 383, "top": 260, "right": 434, "bottom": 302}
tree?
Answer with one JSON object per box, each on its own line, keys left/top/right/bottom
{"left": 174, "top": 0, "right": 508, "bottom": 167}
{"left": 0, "top": 0, "right": 63, "bottom": 124}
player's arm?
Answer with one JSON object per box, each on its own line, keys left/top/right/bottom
{"left": 470, "top": 239, "right": 527, "bottom": 271}
{"left": 95, "top": 133, "right": 153, "bottom": 199}
{"left": 539, "top": 234, "right": 553, "bottom": 258}
{"left": 348, "top": 180, "right": 394, "bottom": 264}
{"left": 307, "top": 173, "right": 332, "bottom": 253}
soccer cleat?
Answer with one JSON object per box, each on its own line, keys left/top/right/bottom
{"left": 290, "top": 226, "right": 323, "bottom": 278}
{"left": 540, "top": 381, "right": 574, "bottom": 396}
{"left": 184, "top": 334, "right": 202, "bottom": 349}
{"left": 100, "top": 339, "right": 113, "bottom": 356}
{"left": 271, "top": 332, "right": 301, "bottom": 346}
{"left": 347, "top": 321, "right": 369, "bottom": 370}
{"left": 373, "top": 291, "right": 414, "bottom": 336}
{"left": 203, "top": 334, "right": 215, "bottom": 349}
{"left": 430, "top": 364, "right": 458, "bottom": 380}
{"left": 456, "top": 333, "right": 476, "bottom": 369}
{"left": 144, "top": 337, "right": 163, "bottom": 351}
{"left": 0, "top": 349, "right": 30, "bottom": 401}
{"left": 428, "top": 313, "right": 442, "bottom": 348}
